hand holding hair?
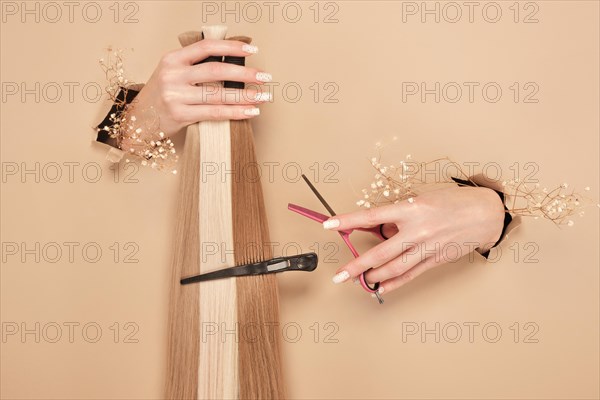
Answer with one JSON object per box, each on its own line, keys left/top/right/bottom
{"left": 324, "top": 186, "right": 506, "bottom": 296}
{"left": 121, "top": 38, "right": 272, "bottom": 147}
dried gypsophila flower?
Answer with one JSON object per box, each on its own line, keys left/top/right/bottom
{"left": 357, "top": 152, "right": 598, "bottom": 227}
{"left": 97, "top": 47, "right": 178, "bottom": 174}
{"left": 98, "top": 47, "right": 132, "bottom": 107}
{"left": 119, "top": 105, "right": 179, "bottom": 174}
{"left": 500, "top": 179, "right": 598, "bottom": 227}
{"left": 356, "top": 154, "right": 456, "bottom": 208}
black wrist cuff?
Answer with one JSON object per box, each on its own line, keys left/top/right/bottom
{"left": 451, "top": 176, "right": 513, "bottom": 258}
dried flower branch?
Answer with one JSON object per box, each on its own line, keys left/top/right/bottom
{"left": 358, "top": 144, "right": 598, "bottom": 227}
{"left": 97, "top": 47, "right": 178, "bottom": 174}
{"left": 500, "top": 180, "right": 598, "bottom": 227}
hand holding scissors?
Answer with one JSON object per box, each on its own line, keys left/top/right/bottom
{"left": 288, "top": 175, "right": 389, "bottom": 304}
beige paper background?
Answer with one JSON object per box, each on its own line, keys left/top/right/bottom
{"left": 1, "top": 1, "right": 598, "bottom": 399}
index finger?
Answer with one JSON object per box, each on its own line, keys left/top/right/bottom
{"left": 323, "top": 203, "right": 408, "bottom": 231}
{"left": 176, "top": 39, "right": 257, "bottom": 65}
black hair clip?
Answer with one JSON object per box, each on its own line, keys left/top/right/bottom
{"left": 180, "top": 252, "right": 318, "bottom": 285}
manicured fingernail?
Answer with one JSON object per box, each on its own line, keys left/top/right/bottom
{"left": 332, "top": 270, "right": 350, "bottom": 284}
{"left": 256, "top": 72, "right": 272, "bottom": 82}
{"left": 242, "top": 44, "right": 258, "bottom": 54}
{"left": 254, "top": 92, "right": 272, "bottom": 102}
{"left": 244, "top": 108, "right": 260, "bottom": 116}
{"left": 323, "top": 219, "right": 340, "bottom": 229}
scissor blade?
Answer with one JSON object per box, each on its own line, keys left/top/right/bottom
{"left": 288, "top": 203, "right": 331, "bottom": 223}
{"left": 301, "top": 174, "right": 336, "bottom": 216}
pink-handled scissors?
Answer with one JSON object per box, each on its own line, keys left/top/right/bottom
{"left": 288, "top": 174, "right": 387, "bottom": 304}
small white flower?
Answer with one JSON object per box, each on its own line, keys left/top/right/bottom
{"left": 567, "top": 220, "right": 574, "bottom": 227}
{"left": 407, "top": 197, "right": 415, "bottom": 203}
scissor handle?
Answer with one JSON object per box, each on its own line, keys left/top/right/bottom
{"left": 339, "top": 232, "right": 380, "bottom": 294}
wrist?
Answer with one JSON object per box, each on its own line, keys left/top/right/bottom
{"left": 475, "top": 186, "right": 507, "bottom": 251}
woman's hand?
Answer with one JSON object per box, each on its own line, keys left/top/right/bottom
{"left": 324, "top": 186, "right": 506, "bottom": 296}
{"left": 123, "top": 39, "right": 272, "bottom": 144}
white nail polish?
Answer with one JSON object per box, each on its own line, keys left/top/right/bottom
{"left": 244, "top": 108, "right": 260, "bottom": 116}
{"left": 242, "top": 44, "right": 258, "bottom": 54}
{"left": 254, "top": 92, "right": 272, "bottom": 102}
{"left": 323, "top": 219, "right": 340, "bottom": 229}
{"left": 332, "top": 271, "right": 350, "bottom": 284}
{"left": 256, "top": 72, "right": 272, "bottom": 82}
